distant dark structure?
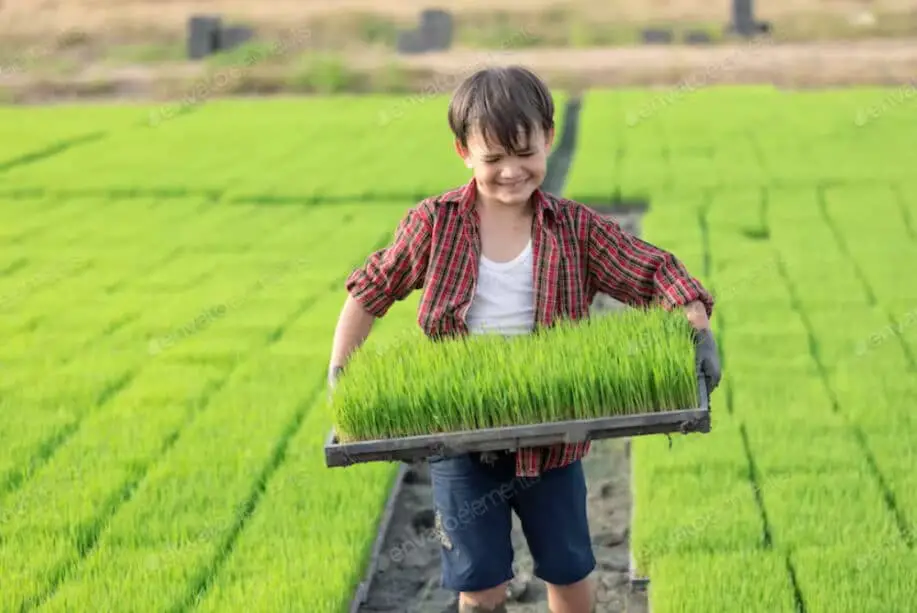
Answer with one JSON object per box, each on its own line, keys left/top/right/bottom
{"left": 728, "top": 0, "right": 772, "bottom": 37}
{"left": 218, "top": 26, "right": 254, "bottom": 52}
{"left": 187, "top": 15, "right": 255, "bottom": 60}
{"left": 396, "top": 9, "right": 454, "bottom": 55}
{"left": 684, "top": 30, "right": 713, "bottom": 45}
{"left": 188, "top": 16, "right": 221, "bottom": 60}
{"left": 641, "top": 28, "right": 673, "bottom": 45}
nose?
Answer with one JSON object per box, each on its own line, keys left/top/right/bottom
{"left": 499, "top": 163, "right": 525, "bottom": 181}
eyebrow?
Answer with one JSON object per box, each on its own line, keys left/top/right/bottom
{"left": 483, "top": 147, "right": 533, "bottom": 159}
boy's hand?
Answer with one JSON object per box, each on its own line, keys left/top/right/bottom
{"left": 678, "top": 300, "right": 720, "bottom": 394}
{"left": 693, "top": 328, "right": 721, "bottom": 395}
{"left": 327, "top": 365, "right": 344, "bottom": 402}
{"left": 683, "top": 300, "right": 710, "bottom": 330}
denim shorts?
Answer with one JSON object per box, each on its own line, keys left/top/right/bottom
{"left": 427, "top": 451, "right": 596, "bottom": 593}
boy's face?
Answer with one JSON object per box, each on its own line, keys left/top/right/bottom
{"left": 457, "top": 124, "right": 555, "bottom": 208}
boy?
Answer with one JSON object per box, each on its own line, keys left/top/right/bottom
{"left": 328, "top": 66, "right": 721, "bottom": 613}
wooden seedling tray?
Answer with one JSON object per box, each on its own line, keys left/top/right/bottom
{"left": 325, "top": 375, "right": 710, "bottom": 468}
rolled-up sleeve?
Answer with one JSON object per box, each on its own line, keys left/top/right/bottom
{"left": 345, "top": 203, "right": 433, "bottom": 318}
{"left": 586, "top": 209, "right": 714, "bottom": 317}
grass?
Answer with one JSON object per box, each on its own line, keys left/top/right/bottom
{"left": 330, "top": 308, "right": 700, "bottom": 442}
{"left": 0, "top": 86, "right": 915, "bottom": 611}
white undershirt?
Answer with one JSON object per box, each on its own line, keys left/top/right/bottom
{"left": 465, "top": 241, "right": 536, "bottom": 336}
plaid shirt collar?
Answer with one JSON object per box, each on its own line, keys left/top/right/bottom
{"left": 454, "top": 178, "right": 558, "bottom": 223}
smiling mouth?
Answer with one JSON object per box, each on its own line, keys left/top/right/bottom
{"left": 500, "top": 179, "right": 528, "bottom": 187}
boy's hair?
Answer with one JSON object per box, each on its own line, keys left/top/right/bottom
{"left": 447, "top": 65, "right": 555, "bottom": 154}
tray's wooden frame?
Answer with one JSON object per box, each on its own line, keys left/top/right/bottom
{"left": 325, "top": 376, "right": 709, "bottom": 468}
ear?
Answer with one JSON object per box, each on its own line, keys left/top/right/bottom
{"left": 544, "top": 127, "right": 556, "bottom": 151}
{"left": 454, "top": 138, "right": 472, "bottom": 169}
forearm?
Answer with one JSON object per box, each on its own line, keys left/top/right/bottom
{"left": 329, "top": 294, "right": 377, "bottom": 369}
{"left": 588, "top": 212, "right": 714, "bottom": 319}
{"left": 681, "top": 300, "right": 711, "bottom": 330}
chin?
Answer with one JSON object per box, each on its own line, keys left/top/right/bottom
{"left": 495, "top": 179, "right": 538, "bottom": 203}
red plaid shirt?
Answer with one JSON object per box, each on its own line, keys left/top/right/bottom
{"left": 346, "top": 179, "right": 713, "bottom": 477}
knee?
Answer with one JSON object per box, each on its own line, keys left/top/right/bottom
{"left": 459, "top": 582, "right": 509, "bottom": 611}
{"left": 545, "top": 575, "right": 595, "bottom": 613}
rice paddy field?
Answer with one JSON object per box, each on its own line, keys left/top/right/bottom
{"left": 1, "top": 85, "right": 915, "bottom": 612}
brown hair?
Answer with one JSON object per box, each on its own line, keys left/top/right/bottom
{"left": 447, "top": 65, "right": 555, "bottom": 154}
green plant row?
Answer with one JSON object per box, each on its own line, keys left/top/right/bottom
{"left": 331, "top": 307, "right": 700, "bottom": 442}
{"left": 0, "top": 197, "right": 412, "bottom": 612}
{"left": 3, "top": 89, "right": 914, "bottom": 199}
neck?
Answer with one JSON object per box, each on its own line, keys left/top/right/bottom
{"left": 476, "top": 196, "right": 535, "bottom": 220}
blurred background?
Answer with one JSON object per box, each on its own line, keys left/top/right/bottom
{"left": 1, "top": 0, "right": 915, "bottom": 102}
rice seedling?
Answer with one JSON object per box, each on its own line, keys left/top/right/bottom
{"left": 649, "top": 551, "right": 798, "bottom": 613}
{"left": 330, "top": 307, "right": 700, "bottom": 442}
{"left": 791, "top": 545, "right": 917, "bottom": 613}
{"left": 761, "top": 472, "right": 903, "bottom": 551}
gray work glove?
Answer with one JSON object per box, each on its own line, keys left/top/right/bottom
{"left": 694, "top": 328, "right": 722, "bottom": 395}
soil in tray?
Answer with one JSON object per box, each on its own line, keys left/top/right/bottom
{"left": 357, "top": 439, "right": 648, "bottom": 613}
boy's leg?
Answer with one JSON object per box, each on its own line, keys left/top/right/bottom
{"left": 428, "top": 453, "right": 516, "bottom": 611}
{"left": 512, "top": 459, "right": 596, "bottom": 613}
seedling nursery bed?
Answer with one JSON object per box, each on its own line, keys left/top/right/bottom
{"left": 325, "top": 308, "right": 713, "bottom": 468}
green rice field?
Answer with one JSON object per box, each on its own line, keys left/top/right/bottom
{"left": 1, "top": 86, "right": 915, "bottom": 612}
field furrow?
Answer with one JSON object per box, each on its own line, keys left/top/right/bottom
{"left": 187, "top": 296, "right": 420, "bottom": 612}
{"left": 772, "top": 253, "right": 913, "bottom": 549}
{"left": 648, "top": 551, "right": 798, "bottom": 613}
{"left": 34, "top": 358, "right": 321, "bottom": 612}
{"left": 5, "top": 202, "right": 407, "bottom": 611}
{"left": 791, "top": 546, "right": 917, "bottom": 613}
{"left": 0, "top": 203, "right": 334, "bottom": 493}
{"left": 0, "top": 193, "right": 408, "bottom": 611}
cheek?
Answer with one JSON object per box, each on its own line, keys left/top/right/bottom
{"left": 525, "top": 156, "right": 547, "bottom": 176}
{"left": 475, "top": 165, "right": 500, "bottom": 184}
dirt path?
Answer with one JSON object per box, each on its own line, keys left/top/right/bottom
{"left": 357, "top": 440, "right": 642, "bottom": 613}
{"left": 384, "top": 38, "right": 917, "bottom": 87}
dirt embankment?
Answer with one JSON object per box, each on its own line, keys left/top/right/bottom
{"left": 2, "top": 0, "right": 916, "bottom": 103}
{"left": 3, "top": 39, "right": 917, "bottom": 105}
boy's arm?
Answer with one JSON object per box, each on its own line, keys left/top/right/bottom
{"left": 328, "top": 204, "right": 433, "bottom": 374}
{"left": 586, "top": 210, "right": 714, "bottom": 326}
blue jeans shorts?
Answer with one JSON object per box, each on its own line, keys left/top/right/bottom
{"left": 428, "top": 451, "right": 596, "bottom": 593}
